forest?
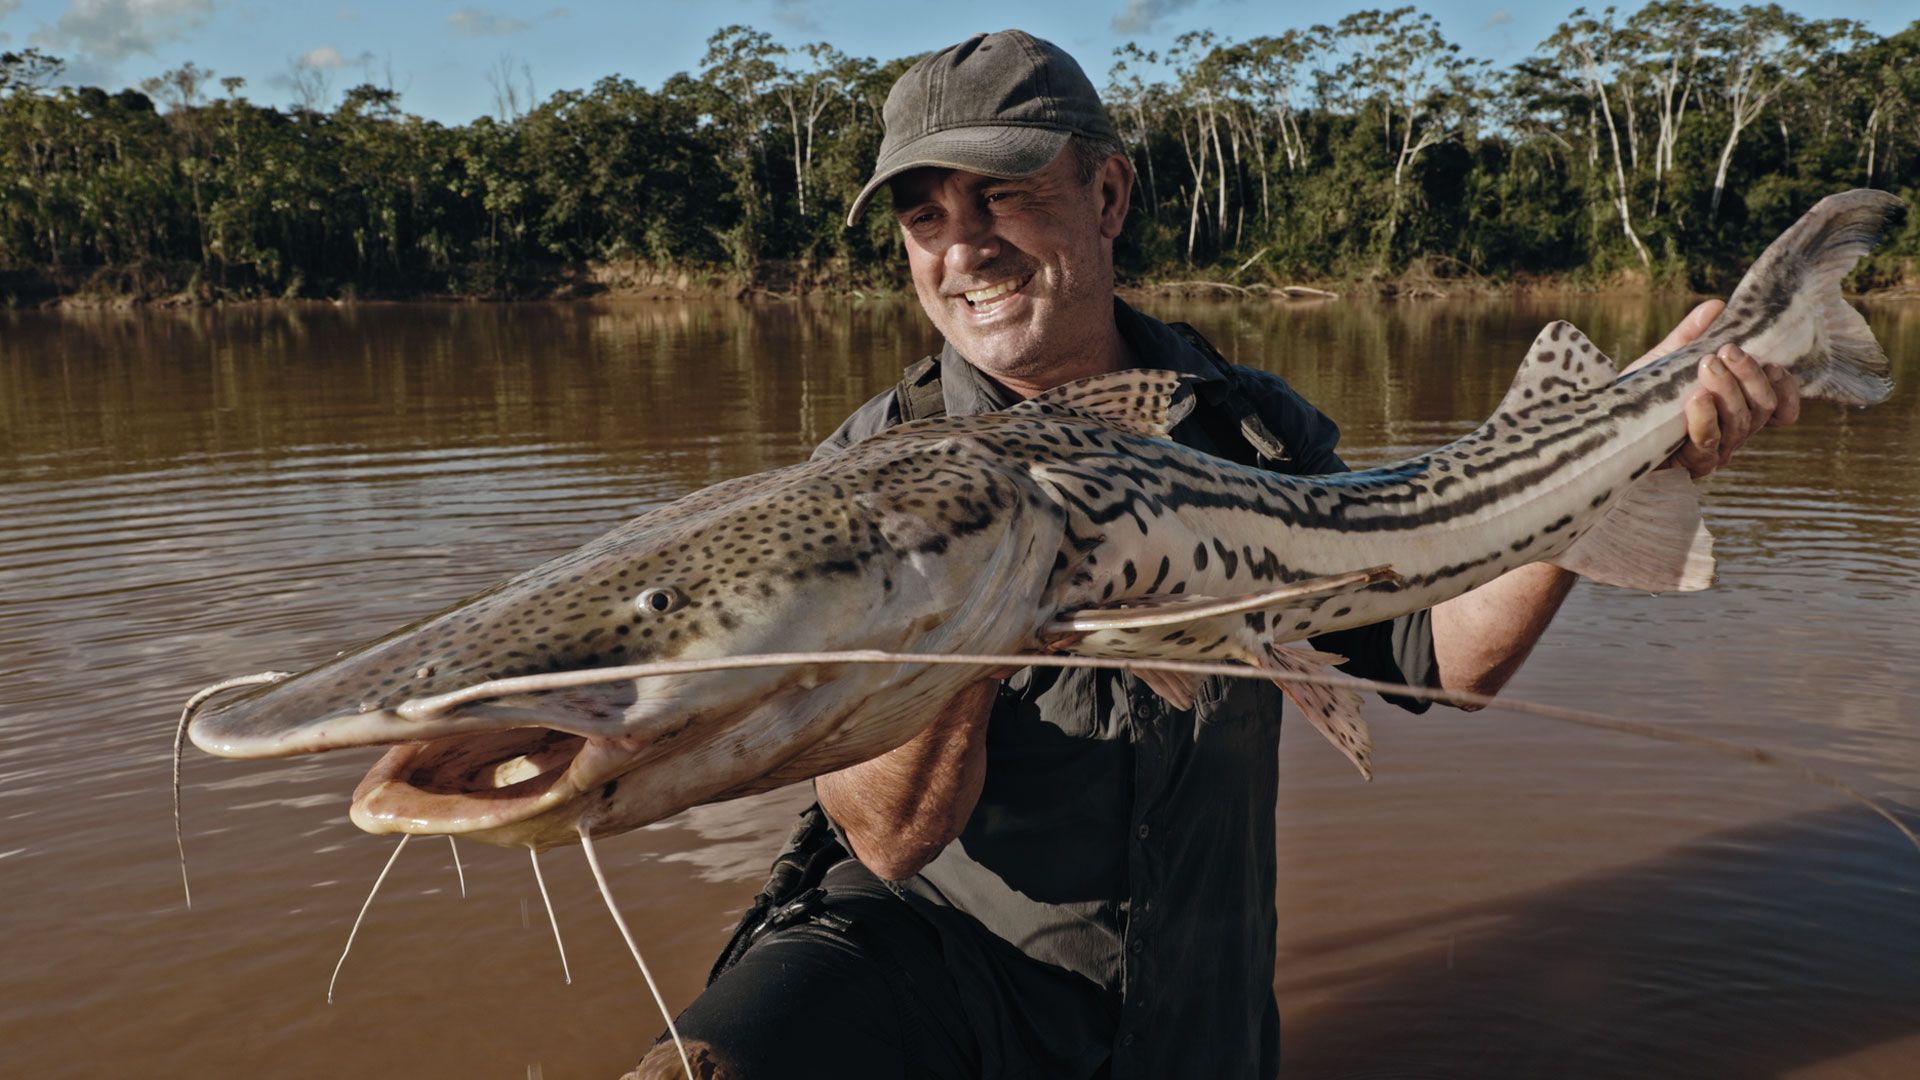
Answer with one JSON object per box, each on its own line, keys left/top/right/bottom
{"left": 2, "top": 5, "right": 1917, "bottom": 302}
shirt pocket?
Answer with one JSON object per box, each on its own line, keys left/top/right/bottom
{"left": 1003, "top": 666, "right": 1112, "bottom": 740}
{"left": 1192, "top": 676, "right": 1280, "bottom": 728}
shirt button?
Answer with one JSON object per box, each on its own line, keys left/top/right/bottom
{"left": 1130, "top": 937, "right": 1145, "bottom": 954}
{"left": 1136, "top": 823, "right": 1151, "bottom": 840}
{"left": 1121, "top": 1033, "right": 1136, "bottom": 1048}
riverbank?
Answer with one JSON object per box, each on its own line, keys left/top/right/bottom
{"left": 7, "top": 255, "right": 1917, "bottom": 309}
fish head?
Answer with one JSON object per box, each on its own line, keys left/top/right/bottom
{"left": 189, "top": 454, "right": 1064, "bottom": 849}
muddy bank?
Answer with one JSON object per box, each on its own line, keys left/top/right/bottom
{"left": 9, "top": 254, "right": 1915, "bottom": 309}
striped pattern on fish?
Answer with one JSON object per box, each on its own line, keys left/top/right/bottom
{"left": 187, "top": 190, "right": 1903, "bottom": 849}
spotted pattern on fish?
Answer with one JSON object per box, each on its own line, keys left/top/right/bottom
{"left": 189, "top": 190, "right": 1903, "bottom": 850}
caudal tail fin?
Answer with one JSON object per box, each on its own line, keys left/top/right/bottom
{"left": 1724, "top": 189, "right": 1904, "bottom": 406}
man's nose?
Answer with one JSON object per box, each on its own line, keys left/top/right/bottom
{"left": 943, "top": 203, "right": 999, "bottom": 274}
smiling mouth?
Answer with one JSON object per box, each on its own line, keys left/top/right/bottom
{"left": 963, "top": 274, "right": 1033, "bottom": 309}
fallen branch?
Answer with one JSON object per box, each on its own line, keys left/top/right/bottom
{"left": 1155, "top": 279, "right": 1253, "bottom": 296}
{"left": 1231, "top": 247, "right": 1270, "bottom": 280}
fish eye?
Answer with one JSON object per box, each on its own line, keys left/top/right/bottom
{"left": 634, "top": 587, "right": 688, "bottom": 615}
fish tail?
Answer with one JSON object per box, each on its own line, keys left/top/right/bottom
{"left": 1725, "top": 189, "right": 1904, "bottom": 407}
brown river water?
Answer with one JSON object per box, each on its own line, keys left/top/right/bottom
{"left": 1, "top": 297, "right": 1917, "bottom": 1079}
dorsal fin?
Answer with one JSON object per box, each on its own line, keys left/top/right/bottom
{"left": 1499, "top": 321, "right": 1618, "bottom": 414}
{"left": 1011, "top": 369, "right": 1186, "bottom": 440}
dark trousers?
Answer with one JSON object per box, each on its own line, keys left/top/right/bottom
{"left": 666, "top": 859, "right": 985, "bottom": 1079}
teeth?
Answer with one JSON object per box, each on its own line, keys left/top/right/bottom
{"left": 493, "top": 755, "right": 544, "bottom": 788}
{"left": 965, "top": 278, "right": 1020, "bottom": 304}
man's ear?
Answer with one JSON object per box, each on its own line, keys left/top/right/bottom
{"left": 1096, "top": 153, "right": 1135, "bottom": 240}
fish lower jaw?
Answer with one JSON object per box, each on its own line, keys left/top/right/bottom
{"left": 347, "top": 728, "right": 632, "bottom": 843}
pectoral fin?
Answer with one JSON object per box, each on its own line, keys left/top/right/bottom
{"left": 1044, "top": 579, "right": 1377, "bottom": 778}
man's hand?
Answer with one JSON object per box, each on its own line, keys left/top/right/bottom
{"left": 1625, "top": 299, "right": 1802, "bottom": 478}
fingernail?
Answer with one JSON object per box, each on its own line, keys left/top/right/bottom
{"left": 1705, "top": 356, "right": 1725, "bottom": 375}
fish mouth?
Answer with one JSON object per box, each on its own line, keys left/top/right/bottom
{"left": 349, "top": 727, "right": 641, "bottom": 837}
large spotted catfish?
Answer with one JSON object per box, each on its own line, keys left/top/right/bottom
{"left": 188, "top": 190, "right": 1902, "bottom": 852}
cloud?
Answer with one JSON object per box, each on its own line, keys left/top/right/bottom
{"left": 30, "top": 0, "right": 215, "bottom": 64}
{"left": 1111, "top": 0, "right": 1199, "bottom": 35}
{"left": 297, "top": 45, "right": 354, "bottom": 70}
{"left": 1482, "top": 9, "right": 1512, "bottom": 29}
{"left": 446, "top": 7, "right": 529, "bottom": 36}
{"left": 768, "top": 0, "right": 819, "bottom": 33}
{"left": 0, "top": 0, "right": 18, "bottom": 42}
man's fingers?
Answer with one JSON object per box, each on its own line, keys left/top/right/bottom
{"left": 1677, "top": 391, "right": 1722, "bottom": 478}
{"left": 1698, "top": 354, "right": 1752, "bottom": 462}
{"left": 1764, "top": 364, "right": 1801, "bottom": 427}
{"left": 1717, "top": 343, "right": 1776, "bottom": 417}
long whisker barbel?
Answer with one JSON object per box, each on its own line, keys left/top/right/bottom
{"left": 329, "top": 834, "right": 409, "bottom": 1004}
{"left": 395, "top": 649, "right": 1919, "bottom": 855}
{"left": 448, "top": 837, "right": 467, "bottom": 899}
{"left": 580, "top": 826, "right": 693, "bottom": 1080}
{"left": 172, "top": 670, "right": 293, "bottom": 909}
{"left": 529, "top": 849, "right": 572, "bottom": 985}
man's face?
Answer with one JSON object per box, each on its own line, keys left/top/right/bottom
{"left": 891, "top": 146, "right": 1130, "bottom": 387}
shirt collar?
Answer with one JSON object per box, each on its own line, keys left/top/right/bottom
{"left": 937, "top": 297, "right": 1227, "bottom": 418}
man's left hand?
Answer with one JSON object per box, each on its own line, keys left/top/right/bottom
{"left": 1625, "top": 299, "right": 1802, "bottom": 479}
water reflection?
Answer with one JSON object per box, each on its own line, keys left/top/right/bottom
{"left": 0, "top": 297, "right": 1914, "bottom": 1078}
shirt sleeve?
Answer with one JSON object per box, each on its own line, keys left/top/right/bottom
{"left": 1234, "top": 367, "right": 1440, "bottom": 714}
{"left": 812, "top": 389, "right": 905, "bottom": 462}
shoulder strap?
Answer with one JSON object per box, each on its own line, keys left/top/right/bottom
{"left": 1166, "top": 322, "right": 1292, "bottom": 467}
{"left": 895, "top": 355, "right": 945, "bottom": 422}
{"left": 706, "top": 803, "right": 847, "bottom": 987}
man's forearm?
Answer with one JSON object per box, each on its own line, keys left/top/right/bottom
{"left": 816, "top": 680, "right": 995, "bottom": 881}
{"left": 1430, "top": 562, "right": 1577, "bottom": 706}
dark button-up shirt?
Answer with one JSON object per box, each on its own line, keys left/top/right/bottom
{"left": 813, "top": 300, "right": 1436, "bottom": 1079}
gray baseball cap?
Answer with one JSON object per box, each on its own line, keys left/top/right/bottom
{"left": 845, "top": 29, "right": 1118, "bottom": 227}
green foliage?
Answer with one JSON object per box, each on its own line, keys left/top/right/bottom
{"left": 1, "top": 12, "right": 1917, "bottom": 298}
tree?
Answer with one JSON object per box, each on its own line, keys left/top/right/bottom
{"left": 0, "top": 49, "right": 64, "bottom": 95}
{"left": 1701, "top": 4, "right": 1809, "bottom": 220}
{"left": 1322, "top": 7, "right": 1484, "bottom": 256}
{"left": 770, "top": 42, "right": 845, "bottom": 225}
{"left": 1541, "top": 6, "right": 1655, "bottom": 271}
{"left": 700, "top": 25, "right": 782, "bottom": 271}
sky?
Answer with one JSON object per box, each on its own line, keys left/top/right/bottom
{"left": 1, "top": 0, "right": 1914, "bottom": 124}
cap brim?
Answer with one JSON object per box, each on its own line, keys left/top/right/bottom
{"left": 845, "top": 126, "right": 1072, "bottom": 228}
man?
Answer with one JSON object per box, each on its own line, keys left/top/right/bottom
{"left": 633, "top": 29, "right": 1795, "bottom": 1080}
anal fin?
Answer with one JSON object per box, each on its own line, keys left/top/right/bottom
{"left": 1549, "top": 467, "right": 1715, "bottom": 592}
